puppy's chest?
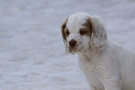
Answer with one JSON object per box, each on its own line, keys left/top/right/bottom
{"left": 79, "top": 58, "right": 103, "bottom": 89}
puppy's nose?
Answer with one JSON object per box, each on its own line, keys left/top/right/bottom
{"left": 69, "top": 39, "right": 77, "bottom": 48}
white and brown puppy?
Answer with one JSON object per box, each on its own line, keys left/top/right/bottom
{"left": 61, "top": 12, "right": 135, "bottom": 90}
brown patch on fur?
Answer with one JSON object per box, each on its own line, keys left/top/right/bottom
{"left": 65, "top": 28, "right": 70, "bottom": 37}
{"left": 88, "top": 18, "right": 96, "bottom": 35}
{"left": 79, "top": 26, "right": 90, "bottom": 36}
{"left": 61, "top": 17, "right": 68, "bottom": 41}
{"left": 81, "top": 18, "right": 96, "bottom": 37}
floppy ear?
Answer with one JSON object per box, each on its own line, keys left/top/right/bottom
{"left": 61, "top": 17, "right": 68, "bottom": 52}
{"left": 89, "top": 16, "right": 107, "bottom": 49}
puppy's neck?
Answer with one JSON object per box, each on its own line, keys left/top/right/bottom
{"left": 78, "top": 48, "right": 100, "bottom": 62}
{"left": 78, "top": 40, "right": 108, "bottom": 62}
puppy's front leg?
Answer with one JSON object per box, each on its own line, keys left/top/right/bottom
{"left": 103, "top": 78, "right": 121, "bottom": 90}
{"left": 89, "top": 84, "right": 97, "bottom": 90}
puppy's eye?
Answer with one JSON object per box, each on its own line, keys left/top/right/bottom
{"left": 80, "top": 29, "right": 86, "bottom": 35}
{"left": 65, "top": 30, "right": 70, "bottom": 36}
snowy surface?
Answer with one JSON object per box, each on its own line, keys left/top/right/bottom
{"left": 0, "top": 0, "right": 135, "bottom": 90}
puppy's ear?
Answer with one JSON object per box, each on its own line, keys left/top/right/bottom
{"left": 87, "top": 18, "right": 96, "bottom": 37}
{"left": 61, "top": 17, "right": 68, "bottom": 41}
{"left": 88, "top": 16, "right": 107, "bottom": 49}
{"left": 61, "top": 17, "right": 68, "bottom": 52}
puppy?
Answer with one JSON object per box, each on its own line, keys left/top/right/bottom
{"left": 61, "top": 12, "right": 135, "bottom": 90}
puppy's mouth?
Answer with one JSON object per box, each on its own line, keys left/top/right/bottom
{"left": 68, "top": 45, "right": 82, "bottom": 53}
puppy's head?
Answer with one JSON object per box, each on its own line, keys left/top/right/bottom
{"left": 61, "top": 12, "right": 107, "bottom": 54}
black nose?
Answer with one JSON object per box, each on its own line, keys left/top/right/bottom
{"left": 69, "top": 40, "right": 77, "bottom": 48}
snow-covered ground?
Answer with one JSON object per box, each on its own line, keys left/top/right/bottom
{"left": 0, "top": 0, "right": 135, "bottom": 90}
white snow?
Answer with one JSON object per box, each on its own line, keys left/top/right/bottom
{"left": 0, "top": 0, "right": 135, "bottom": 90}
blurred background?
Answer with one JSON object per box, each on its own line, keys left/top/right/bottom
{"left": 0, "top": 0, "right": 135, "bottom": 90}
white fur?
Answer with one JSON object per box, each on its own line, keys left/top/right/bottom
{"left": 62, "top": 12, "right": 135, "bottom": 90}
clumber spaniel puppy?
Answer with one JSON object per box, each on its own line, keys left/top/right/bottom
{"left": 61, "top": 12, "right": 135, "bottom": 90}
